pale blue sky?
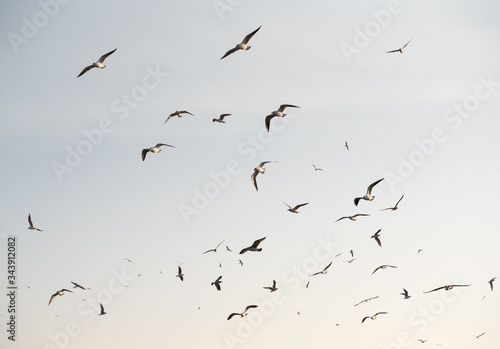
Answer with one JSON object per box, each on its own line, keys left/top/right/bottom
{"left": 1, "top": 1, "right": 499, "bottom": 348}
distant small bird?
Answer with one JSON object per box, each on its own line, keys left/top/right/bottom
{"left": 48, "top": 289, "right": 73, "bottom": 305}
{"left": 475, "top": 332, "right": 485, "bottom": 339}
{"left": 98, "top": 303, "right": 106, "bottom": 316}
{"left": 251, "top": 161, "right": 276, "bottom": 191}
{"left": 335, "top": 253, "right": 342, "bottom": 258}
{"left": 335, "top": 214, "right": 370, "bottom": 222}
{"left": 362, "top": 312, "right": 387, "bottom": 323}
{"left": 240, "top": 237, "right": 266, "bottom": 254}
{"left": 263, "top": 280, "right": 278, "bottom": 292}
{"left": 417, "top": 249, "right": 423, "bottom": 253}
{"left": 386, "top": 38, "right": 413, "bottom": 54}
{"left": 265, "top": 104, "right": 300, "bottom": 132}
{"left": 310, "top": 261, "right": 332, "bottom": 276}
{"left": 219, "top": 263, "right": 222, "bottom": 268}
{"left": 227, "top": 305, "right": 258, "bottom": 320}
{"left": 123, "top": 258, "right": 135, "bottom": 264}
{"left": 238, "top": 260, "right": 243, "bottom": 266}
{"left": 284, "top": 202, "right": 309, "bottom": 213}
{"left": 354, "top": 178, "right": 384, "bottom": 206}
{"left": 345, "top": 141, "right": 349, "bottom": 151}
{"left": 400, "top": 288, "right": 411, "bottom": 299}
{"left": 312, "top": 164, "right": 323, "bottom": 171}
{"left": 164, "top": 110, "right": 194, "bottom": 123}
{"left": 203, "top": 240, "right": 225, "bottom": 254}
{"left": 354, "top": 296, "right": 379, "bottom": 307}
{"left": 142, "top": 143, "right": 174, "bottom": 161}
{"left": 176, "top": 266, "right": 184, "bottom": 281}
{"left": 213, "top": 114, "right": 232, "bottom": 123}
{"left": 417, "top": 339, "right": 427, "bottom": 343}
{"left": 371, "top": 265, "right": 397, "bottom": 275}
{"left": 71, "top": 281, "right": 89, "bottom": 290}
{"left": 371, "top": 229, "right": 382, "bottom": 247}
{"left": 350, "top": 250, "right": 354, "bottom": 258}
{"left": 226, "top": 246, "right": 232, "bottom": 252}
{"left": 211, "top": 276, "right": 222, "bottom": 291}
{"left": 305, "top": 281, "right": 310, "bottom": 289}
{"left": 488, "top": 277, "right": 496, "bottom": 291}
{"left": 28, "top": 214, "right": 42, "bottom": 231}
{"left": 381, "top": 195, "right": 404, "bottom": 211}
{"left": 220, "top": 26, "right": 261, "bottom": 60}
{"left": 77, "top": 48, "right": 117, "bottom": 77}
{"left": 345, "top": 258, "right": 356, "bottom": 264}
{"left": 297, "top": 311, "right": 300, "bottom": 315}
{"left": 423, "top": 284, "right": 471, "bottom": 293}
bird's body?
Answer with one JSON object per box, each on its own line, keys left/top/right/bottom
{"left": 354, "top": 296, "right": 379, "bottom": 307}
{"left": 312, "top": 164, "right": 323, "bottom": 171}
{"left": 284, "top": 202, "right": 309, "bottom": 213}
{"left": 98, "top": 303, "right": 106, "bottom": 315}
{"left": 220, "top": 26, "right": 261, "bottom": 60}
{"left": 142, "top": 143, "right": 174, "bottom": 161}
{"left": 28, "top": 214, "right": 42, "bottom": 231}
{"left": 48, "top": 289, "right": 73, "bottom": 305}
{"left": 335, "top": 214, "right": 370, "bottom": 222}
{"left": 423, "top": 284, "right": 471, "bottom": 293}
{"left": 164, "top": 110, "right": 194, "bottom": 123}
{"left": 362, "top": 312, "right": 388, "bottom": 323}
{"left": 345, "top": 141, "right": 349, "bottom": 151}
{"left": 381, "top": 195, "right": 404, "bottom": 211}
{"left": 488, "top": 277, "right": 496, "bottom": 291}
{"left": 371, "top": 229, "right": 382, "bottom": 247}
{"left": 227, "top": 305, "right": 258, "bottom": 320}
{"left": 71, "top": 281, "right": 88, "bottom": 290}
{"left": 354, "top": 178, "right": 384, "bottom": 206}
{"left": 77, "top": 49, "right": 117, "bottom": 77}
{"left": 176, "top": 266, "right": 184, "bottom": 281}
{"left": 240, "top": 237, "right": 266, "bottom": 254}
{"left": 386, "top": 38, "right": 413, "bottom": 53}
{"left": 263, "top": 280, "right": 278, "bottom": 292}
{"left": 251, "top": 161, "right": 276, "bottom": 191}
{"left": 265, "top": 104, "right": 299, "bottom": 132}
{"left": 213, "top": 114, "right": 231, "bottom": 123}
{"left": 310, "top": 261, "right": 332, "bottom": 276}
{"left": 400, "top": 288, "right": 411, "bottom": 299}
{"left": 211, "top": 276, "right": 222, "bottom": 291}
{"left": 203, "top": 240, "right": 224, "bottom": 254}
{"left": 372, "top": 265, "right": 398, "bottom": 275}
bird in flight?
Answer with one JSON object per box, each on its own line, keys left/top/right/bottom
{"left": 312, "top": 164, "right": 323, "bottom": 171}
{"left": 362, "top": 312, "right": 387, "bottom": 323}
{"left": 350, "top": 250, "right": 354, "bottom": 258}
{"left": 48, "top": 289, "right": 73, "bottom": 305}
{"left": 371, "top": 265, "right": 397, "bottom": 275}
{"left": 400, "top": 288, "right": 411, "bottom": 299}
{"left": 213, "top": 114, "right": 232, "bottom": 123}
{"left": 176, "top": 266, "right": 184, "bottom": 281}
{"left": 227, "top": 305, "right": 258, "bottom": 320}
{"left": 381, "top": 195, "right": 404, "bottom": 211}
{"left": 310, "top": 261, "right": 333, "bottom": 276}
{"left": 475, "top": 332, "right": 485, "bottom": 339}
{"left": 284, "top": 202, "right": 309, "bottom": 214}
{"left": 386, "top": 38, "right": 413, "bottom": 54}
{"left": 263, "top": 280, "right": 278, "bottom": 292}
{"left": 98, "top": 303, "right": 106, "bottom": 316}
{"left": 28, "top": 214, "right": 43, "bottom": 231}
{"left": 354, "top": 178, "right": 384, "bottom": 206}
{"left": 344, "top": 141, "right": 349, "bottom": 151}
{"left": 488, "top": 277, "right": 496, "bottom": 291}
{"left": 240, "top": 237, "right": 266, "bottom": 254}
{"left": 335, "top": 213, "right": 370, "bottom": 222}
{"left": 71, "top": 281, "right": 89, "bottom": 290}
{"left": 226, "top": 246, "right": 232, "bottom": 252}
{"left": 423, "top": 284, "right": 471, "bottom": 293}
{"left": 371, "top": 229, "right": 382, "bottom": 248}
{"left": 238, "top": 260, "right": 243, "bottom": 266}
{"left": 417, "top": 339, "right": 427, "bottom": 343}
{"left": 142, "top": 143, "right": 174, "bottom": 161}
{"left": 251, "top": 161, "right": 276, "bottom": 191}
{"left": 77, "top": 48, "right": 117, "bottom": 77}
{"left": 345, "top": 258, "right": 356, "bottom": 264}
{"left": 354, "top": 296, "right": 379, "bottom": 307}
{"left": 220, "top": 26, "right": 261, "bottom": 60}
{"left": 123, "top": 258, "right": 135, "bottom": 264}
{"left": 164, "top": 110, "right": 194, "bottom": 123}
{"left": 265, "top": 104, "right": 300, "bottom": 132}
{"left": 305, "top": 281, "right": 310, "bottom": 289}
{"left": 211, "top": 276, "right": 222, "bottom": 291}
{"left": 202, "top": 240, "right": 225, "bottom": 254}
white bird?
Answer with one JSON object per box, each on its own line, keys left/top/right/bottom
{"left": 263, "top": 280, "right": 278, "bottom": 292}
{"left": 48, "top": 289, "right": 73, "bottom": 305}
{"left": 227, "top": 305, "right": 258, "bottom": 320}
{"left": 354, "top": 296, "right": 379, "bottom": 307}
{"left": 371, "top": 265, "right": 398, "bottom": 275}
{"left": 362, "top": 312, "right": 388, "bottom": 323}
{"left": 142, "top": 143, "right": 174, "bottom": 161}
{"left": 28, "top": 214, "right": 42, "bottom": 231}
{"left": 423, "top": 284, "right": 471, "bottom": 293}
{"left": 381, "top": 195, "right": 404, "bottom": 211}
{"left": 354, "top": 178, "right": 384, "bottom": 206}
{"left": 77, "top": 48, "right": 117, "bottom": 77}
{"left": 310, "top": 261, "right": 332, "bottom": 276}
{"left": 203, "top": 240, "right": 225, "bottom": 254}
{"left": 176, "top": 266, "right": 184, "bottom": 281}
{"left": 213, "top": 114, "right": 231, "bottom": 123}
{"left": 220, "top": 26, "right": 261, "bottom": 60}
{"left": 211, "top": 276, "right": 222, "bottom": 291}
{"left": 265, "top": 104, "right": 299, "bottom": 132}
{"left": 164, "top": 110, "right": 194, "bottom": 124}
{"left": 335, "top": 214, "right": 370, "bottom": 222}
{"left": 239, "top": 237, "right": 266, "bottom": 254}
{"left": 386, "top": 38, "right": 413, "bottom": 53}
{"left": 284, "top": 202, "right": 309, "bottom": 213}
{"left": 98, "top": 303, "right": 106, "bottom": 316}
{"left": 251, "top": 161, "right": 276, "bottom": 191}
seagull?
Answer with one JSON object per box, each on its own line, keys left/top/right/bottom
{"left": 211, "top": 276, "right": 222, "bottom": 291}
{"left": 371, "top": 229, "right": 382, "bottom": 247}
{"left": 251, "top": 161, "right": 276, "bottom": 191}
{"left": 488, "top": 277, "right": 496, "bottom": 291}
{"left": 310, "top": 261, "right": 333, "bottom": 276}
{"left": 142, "top": 143, "right": 174, "bottom": 161}
{"left": 354, "top": 296, "right": 379, "bottom": 307}
{"left": 263, "top": 280, "right": 278, "bottom": 292}
{"left": 98, "top": 303, "right": 106, "bottom": 316}
{"left": 284, "top": 202, "right": 309, "bottom": 213}
{"left": 48, "top": 289, "right": 73, "bottom": 305}
{"left": 164, "top": 110, "right": 194, "bottom": 123}
{"left": 312, "top": 164, "right": 323, "bottom": 171}
{"left": 28, "top": 214, "right": 42, "bottom": 231}
{"left": 176, "top": 266, "right": 184, "bottom": 281}
{"left": 220, "top": 26, "right": 261, "bottom": 60}
{"left": 345, "top": 258, "right": 356, "bottom": 264}
{"left": 123, "top": 258, "right": 135, "bottom": 264}
{"left": 371, "top": 265, "right": 397, "bottom": 275}
{"left": 71, "top": 281, "right": 89, "bottom": 290}
{"left": 350, "top": 250, "right": 354, "bottom": 258}
{"left": 239, "top": 237, "right": 266, "bottom": 254}
{"left": 417, "top": 339, "right": 427, "bottom": 343}
{"left": 305, "top": 281, "right": 310, "bottom": 289}
{"left": 400, "top": 288, "right": 411, "bottom": 299}
{"left": 381, "top": 195, "right": 404, "bottom": 211}
{"left": 335, "top": 253, "right": 342, "bottom": 258}
{"left": 362, "top": 312, "right": 388, "bottom": 323}
{"left": 423, "top": 284, "right": 471, "bottom": 293}
{"left": 226, "top": 246, "right": 232, "bottom": 252}
{"left": 203, "top": 240, "right": 225, "bottom": 254}
{"left": 335, "top": 214, "right": 370, "bottom": 222}
{"left": 238, "top": 260, "right": 243, "bottom": 266}
{"left": 345, "top": 141, "right": 349, "bottom": 151}
{"left": 265, "top": 104, "right": 300, "bottom": 132}
{"left": 227, "top": 305, "right": 258, "bottom": 320}
{"left": 475, "top": 332, "right": 485, "bottom": 339}
{"left": 417, "top": 249, "right": 423, "bottom": 253}
{"left": 77, "top": 48, "right": 117, "bottom": 77}
{"left": 386, "top": 38, "right": 413, "bottom": 54}
{"left": 354, "top": 178, "right": 384, "bottom": 206}
{"left": 213, "top": 114, "right": 231, "bottom": 123}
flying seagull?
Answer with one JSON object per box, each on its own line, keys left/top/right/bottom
{"left": 251, "top": 161, "right": 276, "bottom": 191}
{"left": 475, "top": 332, "right": 485, "bottom": 339}
{"left": 123, "top": 258, "right": 135, "bottom": 264}
{"left": 226, "top": 246, "right": 232, "bottom": 252}
{"left": 28, "top": 214, "right": 43, "bottom": 231}
{"left": 354, "top": 178, "right": 384, "bottom": 206}
{"left": 312, "top": 164, "right": 323, "bottom": 171}
{"left": 213, "top": 114, "right": 231, "bottom": 123}
{"left": 345, "top": 141, "right": 349, "bottom": 151}
{"left": 265, "top": 104, "right": 300, "bottom": 132}
{"left": 227, "top": 305, "right": 258, "bottom": 320}
{"left": 335, "top": 214, "right": 370, "bottom": 222}
{"left": 386, "top": 38, "right": 413, "bottom": 54}
{"left": 71, "top": 281, "right": 89, "bottom": 290}
{"left": 310, "top": 261, "right": 333, "bottom": 276}
{"left": 164, "top": 110, "right": 194, "bottom": 124}
{"left": 362, "top": 312, "right": 388, "bottom": 323}
{"left": 238, "top": 260, "right": 243, "bottom": 266}
{"left": 142, "top": 143, "right": 174, "bottom": 161}
{"left": 284, "top": 202, "right": 309, "bottom": 213}
{"left": 305, "top": 281, "right": 310, "bottom": 289}
{"left": 371, "top": 229, "right": 382, "bottom": 247}
{"left": 48, "top": 289, "right": 73, "bottom": 305}
{"left": 345, "top": 258, "right": 356, "bottom": 264}
{"left": 239, "top": 237, "right": 266, "bottom": 254}
{"left": 354, "top": 296, "right": 379, "bottom": 307}
{"left": 176, "top": 266, "right": 184, "bottom": 281}
{"left": 203, "top": 240, "right": 225, "bottom": 254}
{"left": 488, "top": 277, "right": 496, "bottom": 291}
{"left": 371, "top": 265, "right": 398, "bottom": 275}
{"left": 263, "top": 280, "right": 278, "bottom": 292}
{"left": 350, "top": 250, "right": 354, "bottom": 258}
{"left": 381, "top": 195, "right": 404, "bottom": 211}
{"left": 220, "top": 26, "right": 261, "bottom": 60}
{"left": 211, "top": 276, "right": 222, "bottom": 291}
{"left": 98, "top": 303, "right": 106, "bottom": 316}
{"left": 77, "top": 48, "right": 117, "bottom": 77}
{"left": 423, "top": 284, "right": 471, "bottom": 293}
{"left": 400, "top": 288, "right": 411, "bottom": 299}
{"left": 417, "top": 339, "right": 427, "bottom": 343}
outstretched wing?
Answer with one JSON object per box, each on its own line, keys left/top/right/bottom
{"left": 77, "top": 64, "right": 96, "bottom": 77}
{"left": 141, "top": 149, "right": 149, "bottom": 161}
{"left": 241, "top": 26, "right": 262, "bottom": 45}
{"left": 220, "top": 47, "right": 240, "bottom": 60}
{"left": 293, "top": 203, "right": 309, "bottom": 210}
{"left": 265, "top": 114, "right": 274, "bottom": 132}
{"left": 155, "top": 143, "right": 175, "bottom": 149}
{"left": 251, "top": 170, "right": 259, "bottom": 191}
{"left": 278, "top": 104, "right": 299, "bottom": 112}
{"left": 366, "top": 178, "right": 384, "bottom": 195}
{"left": 98, "top": 48, "right": 117, "bottom": 63}
{"left": 251, "top": 237, "right": 266, "bottom": 248}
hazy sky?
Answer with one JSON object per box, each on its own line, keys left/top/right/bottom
{"left": 1, "top": 1, "right": 500, "bottom": 348}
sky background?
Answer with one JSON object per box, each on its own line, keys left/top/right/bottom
{"left": 1, "top": 0, "right": 499, "bottom": 348}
